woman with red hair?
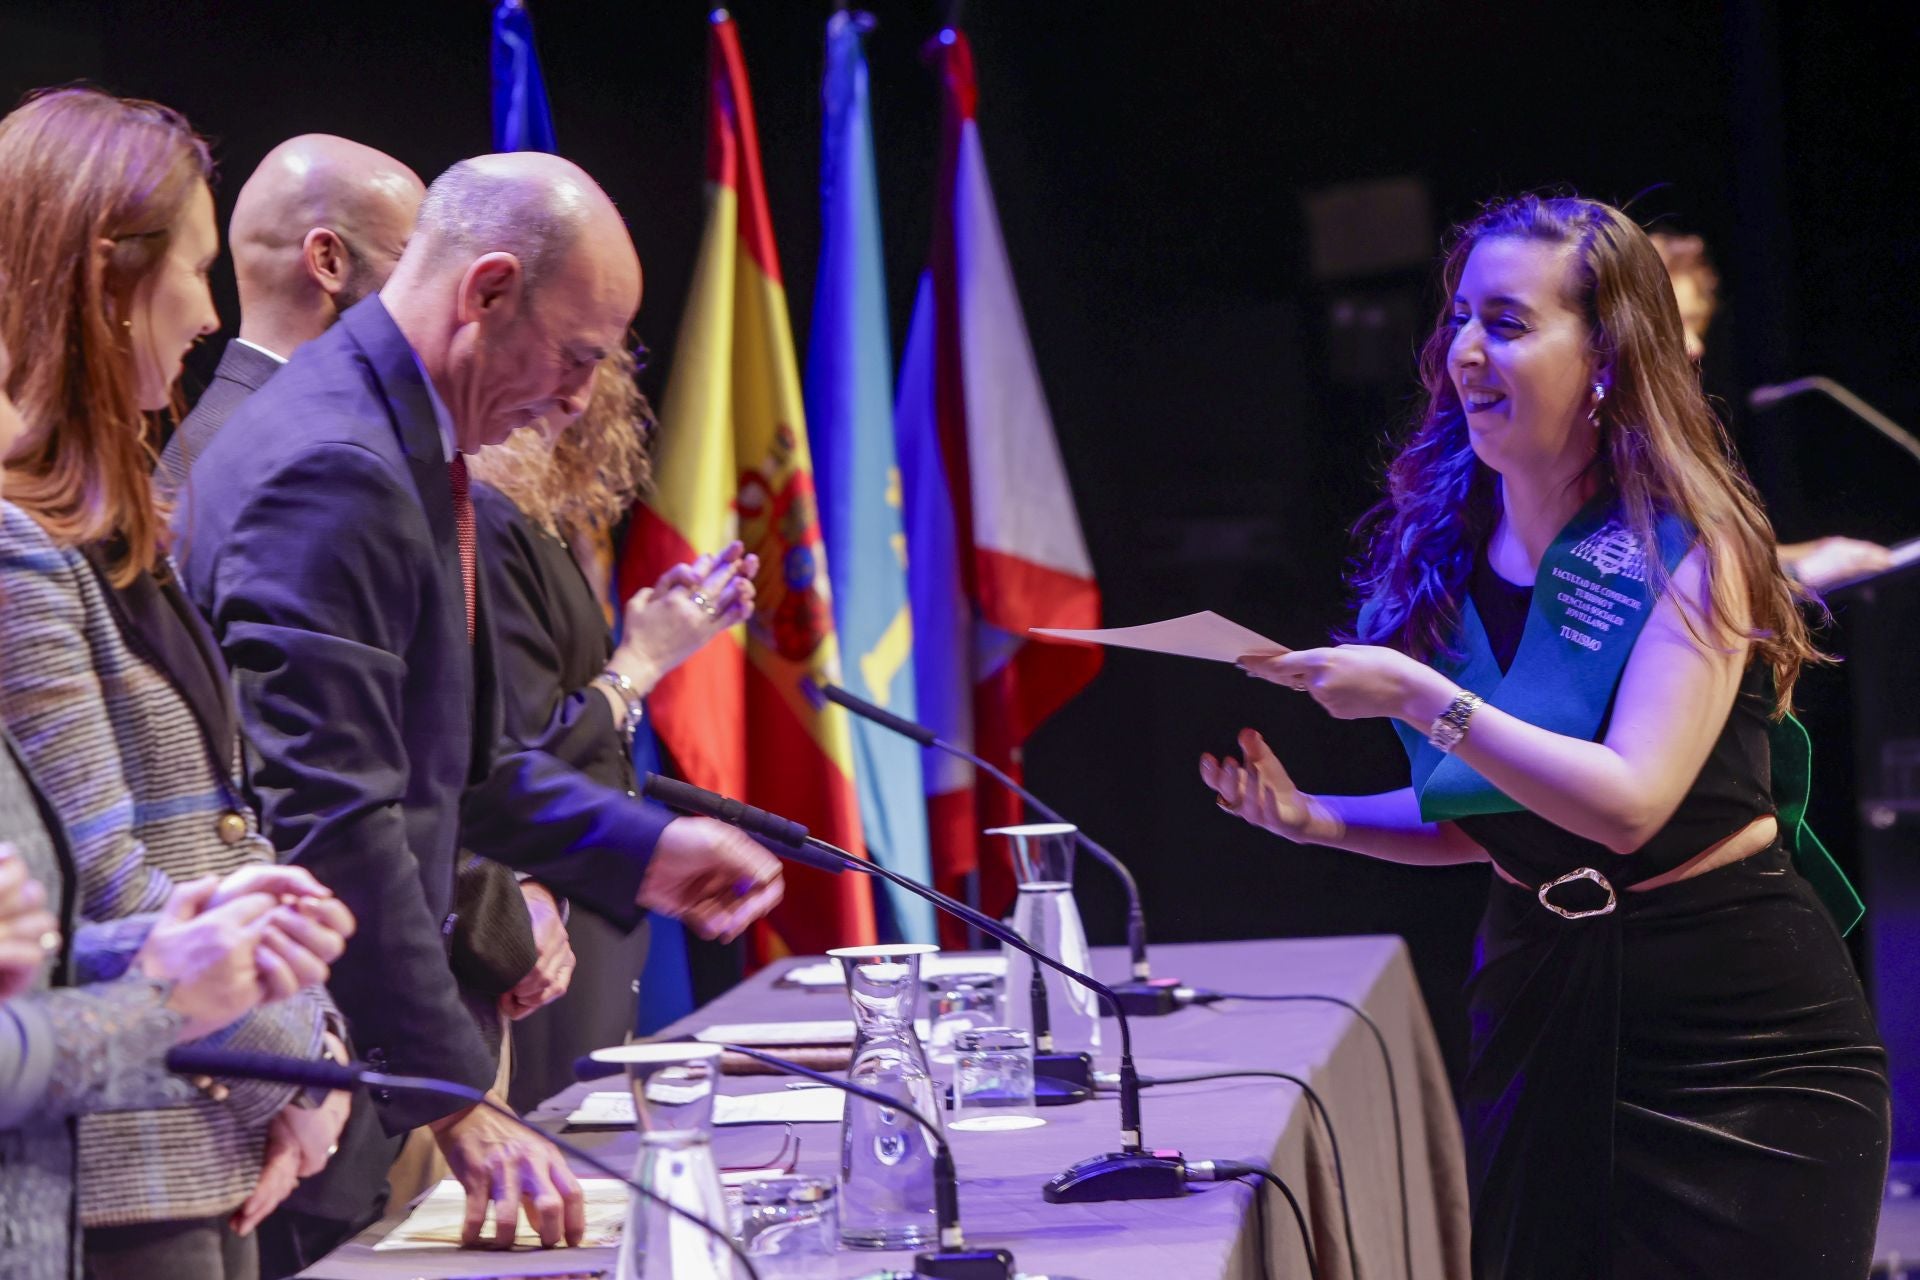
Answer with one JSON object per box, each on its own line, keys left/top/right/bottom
{"left": 0, "top": 88, "right": 354, "bottom": 1280}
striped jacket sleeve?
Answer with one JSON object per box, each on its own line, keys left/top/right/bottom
{"left": 0, "top": 520, "right": 171, "bottom": 919}
{"left": 0, "top": 510, "right": 331, "bottom": 1124}
{"left": 0, "top": 976, "right": 191, "bottom": 1128}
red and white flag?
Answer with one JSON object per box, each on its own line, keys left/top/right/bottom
{"left": 898, "top": 27, "right": 1101, "bottom": 922}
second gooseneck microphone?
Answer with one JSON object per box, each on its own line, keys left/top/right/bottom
{"left": 642, "top": 773, "right": 1187, "bottom": 1202}
{"left": 815, "top": 681, "right": 1186, "bottom": 1015}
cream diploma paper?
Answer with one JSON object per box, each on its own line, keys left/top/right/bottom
{"left": 1031, "top": 611, "right": 1289, "bottom": 664}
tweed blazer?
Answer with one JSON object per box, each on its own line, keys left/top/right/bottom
{"left": 0, "top": 731, "right": 189, "bottom": 1280}
{"left": 0, "top": 502, "right": 333, "bottom": 1228}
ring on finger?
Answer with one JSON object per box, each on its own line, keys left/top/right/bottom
{"left": 689, "top": 590, "right": 711, "bottom": 613}
{"left": 37, "top": 929, "right": 59, "bottom": 954}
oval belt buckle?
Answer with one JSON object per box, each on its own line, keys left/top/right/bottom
{"left": 1537, "top": 866, "right": 1617, "bottom": 920}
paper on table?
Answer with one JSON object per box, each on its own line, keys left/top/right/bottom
{"left": 780, "top": 954, "right": 1008, "bottom": 989}
{"left": 695, "top": 1019, "right": 854, "bottom": 1045}
{"left": 374, "top": 1178, "right": 626, "bottom": 1251}
{"left": 693, "top": 1018, "right": 930, "bottom": 1045}
{"left": 567, "top": 1089, "right": 845, "bottom": 1128}
{"left": 1030, "top": 611, "right": 1288, "bottom": 664}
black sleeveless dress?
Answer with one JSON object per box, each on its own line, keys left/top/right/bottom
{"left": 1455, "top": 553, "right": 1890, "bottom": 1279}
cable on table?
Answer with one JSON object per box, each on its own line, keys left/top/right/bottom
{"left": 1195, "top": 990, "right": 1410, "bottom": 1280}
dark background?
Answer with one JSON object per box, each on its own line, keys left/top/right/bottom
{"left": 4, "top": 0, "right": 1912, "bottom": 1081}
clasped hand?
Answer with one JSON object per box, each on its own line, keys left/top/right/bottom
{"left": 139, "top": 865, "right": 355, "bottom": 1040}
{"left": 613, "top": 541, "right": 759, "bottom": 694}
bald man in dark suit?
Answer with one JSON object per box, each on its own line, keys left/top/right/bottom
{"left": 177, "top": 153, "right": 784, "bottom": 1270}
{"left": 158, "top": 134, "right": 423, "bottom": 500}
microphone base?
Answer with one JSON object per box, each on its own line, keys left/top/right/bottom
{"left": 1034, "top": 1073, "right": 1092, "bottom": 1107}
{"left": 1035, "top": 1050, "right": 1093, "bottom": 1086}
{"left": 1033, "top": 1051, "right": 1093, "bottom": 1105}
{"left": 946, "top": 1074, "right": 1090, "bottom": 1108}
{"left": 1043, "top": 1150, "right": 1189, "bottom": 1203}
{"left": 914, "top": 1248, "right": 1016, "bottom": 1280}
{"left": 1109, "top": 979, "right": 1188, "bottom": 1017}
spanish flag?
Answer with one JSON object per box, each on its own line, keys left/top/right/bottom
{"left": 622, "top": 10, "right": 875, "bottom": 959}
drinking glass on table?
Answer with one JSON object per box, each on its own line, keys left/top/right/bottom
{"left": 732, "top": 1174, "right": 837, "bottom": 1278}
{"left": 925, "top": 971, "right": 1002, "bottom": 1061}
{"left": 949, "top": 1026, "right": 1040, "bottom": 1132}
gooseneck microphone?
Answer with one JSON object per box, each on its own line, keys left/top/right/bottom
{"left": 164, "top": 1046, "right": 762, "bottom": 1280}
{"left": 1748, "top": 375, "right": 1920, "bottom": 469}
{"left": 644, "top": 774, "right": 847, "bottom": 875}
{"left": 577, "top": 1044, "right": 1015, "bottom": 1280}
{"left": 641, "top": 775, "right": 1186, "bottom": 1203}
{"left": 815, "top": 681, "right": 1181, "bottom": 1012}
{"left": 644, "top": 773, "right": 1088, "bottom": 1105}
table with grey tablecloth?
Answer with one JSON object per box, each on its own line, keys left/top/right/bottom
{"left": 302, "top": 936, "right": 1470, "bottom": 1280}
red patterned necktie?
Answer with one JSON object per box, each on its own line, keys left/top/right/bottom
{"left": 448, "top": 454, "right": 476, "bottom": 643}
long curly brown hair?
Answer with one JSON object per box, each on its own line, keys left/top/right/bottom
{"left": 468, "top": 346, "right": 653, "bottom": 544}
{"left": 0, "top": 86, "right": 214, "bottom": 585}
{"left": 1350, "top": 194, "right": 1819, "bottom": 714}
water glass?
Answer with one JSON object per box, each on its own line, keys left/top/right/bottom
{"left": 733, "top": 1175, "right": 837, "bottom": 1278}
{"left": 950, "top": 1026, "right": 1039, "bottom": 1131}
{"left": 925, "top": 972, "right": 1003, "bottom": 1060}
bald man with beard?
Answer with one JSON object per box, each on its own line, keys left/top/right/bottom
{"left": 156, "top": 135, "right": 424, "bottom": 498}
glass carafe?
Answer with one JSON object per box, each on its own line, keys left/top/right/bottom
{"left": 989, "top": 822, "right": 1101, "bottom": 1056}
{"left": 828, "top": 942, "right": 943, "bottom": 1249}
{"left": 591, "top": 1042, "right": 740, "bottom": 1280}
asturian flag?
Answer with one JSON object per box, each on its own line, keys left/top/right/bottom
{"left": 805, "top": 11, "right": 936, "bottom": 944}
{"left": 621, "top": 10, "right": 876, "bottom": 958}
{"left": 898, "top": 27, "right": 1101, "bottom": 922}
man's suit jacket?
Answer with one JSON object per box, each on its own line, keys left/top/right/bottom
{"left": 156, "top": 338, "right": 282, "bottom": 502}
{"left": 176, "top": 298, "right": 672, "bottom": 1140}
{"left": 158, "top": 328, "right": 543, "bottom": 1027}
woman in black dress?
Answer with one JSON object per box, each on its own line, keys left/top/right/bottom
{"left": 1201, "top": 195, "right": 1888, "bottom": 1278}
{"left": 468, "top": 351, "right": 753, "bottom": 1110}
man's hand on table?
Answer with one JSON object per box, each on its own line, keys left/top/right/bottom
{"left": 431, "top": 1091, "right": 586, "bottom": 1249}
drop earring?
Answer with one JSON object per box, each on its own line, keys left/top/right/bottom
{"left": 1588, "top": 381, "right": 1607, "bottom": 426}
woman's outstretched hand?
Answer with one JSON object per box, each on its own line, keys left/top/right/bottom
{"left": 1201, "top": 728, "right": 1320, "bottom": 842}
{"left": 1239, "top": 644, "right": 1455, "bottom": 725}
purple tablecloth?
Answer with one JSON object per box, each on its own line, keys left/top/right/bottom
{"left": 303, "top": 936, "right": 1470, "bottom": 1279}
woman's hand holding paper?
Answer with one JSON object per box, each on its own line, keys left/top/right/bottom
{"left": 1239, "top": 644, "right": 1457, "bottom": 725}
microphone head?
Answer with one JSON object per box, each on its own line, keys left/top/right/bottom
{"left": 164, "top": 1046, "right": 362, "bottom": 1092}
{"left": 799, "top": 677, "right": 829, "bottom": 712}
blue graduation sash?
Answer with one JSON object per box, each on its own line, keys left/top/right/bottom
{"left": 1382, "top": 495, "right": 1862, "bottom": 933}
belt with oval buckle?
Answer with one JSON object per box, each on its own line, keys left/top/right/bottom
{"left": 1536, "top": 866, "right": 1617, "bottom": 920}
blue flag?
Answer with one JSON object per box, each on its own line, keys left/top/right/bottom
{"left": 491, "top": 0, "right": 557, "bottom": 153}
{"left": 806, "top": 10, "right": 937, "bottom": 943}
